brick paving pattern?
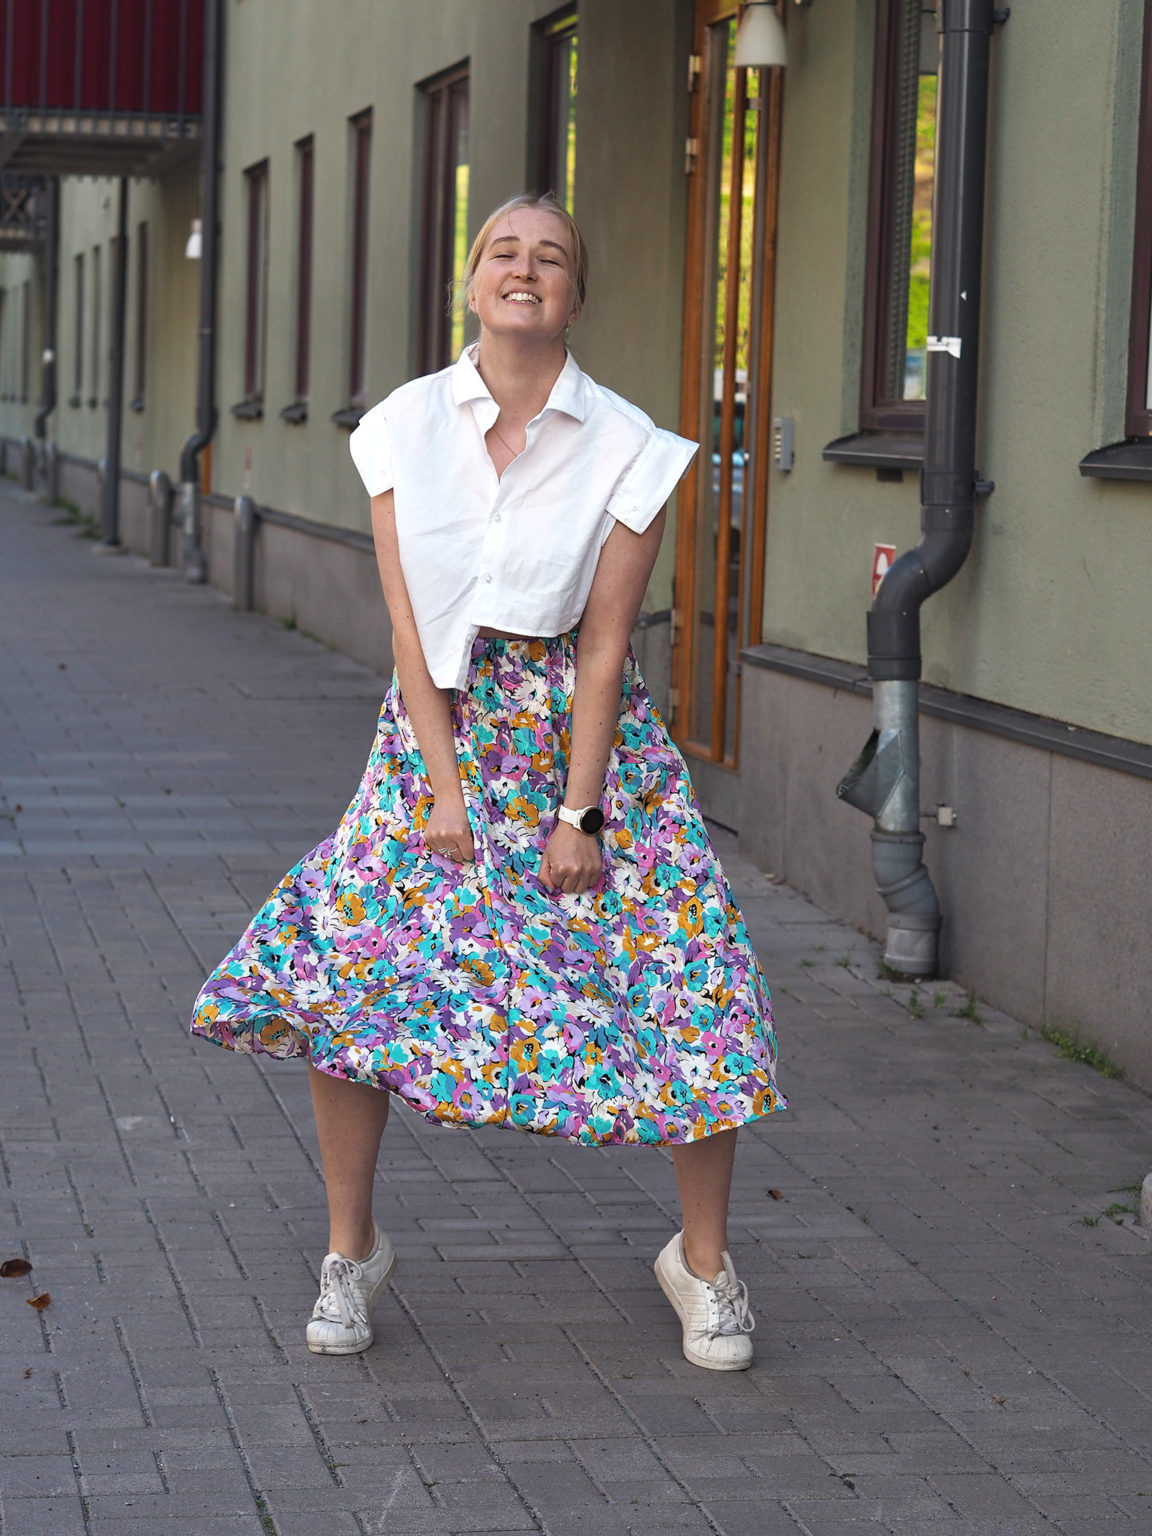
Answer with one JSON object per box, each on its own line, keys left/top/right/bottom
{"left": 2, "top": 487, "right": 1151, "bottom": 1535}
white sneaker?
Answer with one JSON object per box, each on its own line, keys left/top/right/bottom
{"left": 305, "top": 1222, "right": 397, "bottom": 1355}
{"left": 654, "top": 1231, "right": 755, "bottom": 1371}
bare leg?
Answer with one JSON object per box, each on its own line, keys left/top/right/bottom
{"left": 670, "top": 1128, "right": 738, "bottom": 1280}
{"left": 308, "top": 1062, "right": 390, "bottom": 1261}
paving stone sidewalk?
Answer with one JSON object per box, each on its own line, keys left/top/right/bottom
{"left": 2, "top": 488, "right": 1151, "bottom": 1536}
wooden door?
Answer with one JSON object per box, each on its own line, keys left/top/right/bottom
{"left": 673, "top": 0, "right": 782, "bottom": 771}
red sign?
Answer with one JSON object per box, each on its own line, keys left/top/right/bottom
{"left": 871, "top": 543, "right": 897, "bottom": 598}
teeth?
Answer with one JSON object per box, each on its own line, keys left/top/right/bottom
{"left": 505, "top": 291, "right": 540, "bottom": 303}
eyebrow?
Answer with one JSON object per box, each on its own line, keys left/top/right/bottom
{"left": 488, "top": 236, "right": 569, "bottom": 255}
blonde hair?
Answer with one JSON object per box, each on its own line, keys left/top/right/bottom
{"left": 460, "top": 193, "right": 588, "bottom": 318}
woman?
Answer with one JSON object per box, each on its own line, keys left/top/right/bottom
{"left": 191, "top": 193, "right": 783, "bottom": 1372}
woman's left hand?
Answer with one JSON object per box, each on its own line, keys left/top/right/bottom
{"left": 539, "top": 822, "right": 604, "bottom": 896}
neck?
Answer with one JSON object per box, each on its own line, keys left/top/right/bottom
{"left": 474, "top": 331, "right": 568, "bottom": 427}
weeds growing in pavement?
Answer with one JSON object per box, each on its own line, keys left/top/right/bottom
{"left": 1039, "top": 1024, "right": 1122, "bottom": 1079}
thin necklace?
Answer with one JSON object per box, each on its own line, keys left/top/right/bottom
{"left": 489, "top": 420, "right": 522, "bottom": 457}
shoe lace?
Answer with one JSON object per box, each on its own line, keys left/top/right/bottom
{"left": 318, "top": 1256, "right": 362, "bottom": 1328}
{"left": 712, "top": 1270, "right": 755, "bottom": 1338}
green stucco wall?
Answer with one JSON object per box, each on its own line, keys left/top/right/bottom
{"left": 216, "top": 0, "right": 690, "bottom": 602}
{"left": 765, "top": 0, "right": 1152, "bottom": 745}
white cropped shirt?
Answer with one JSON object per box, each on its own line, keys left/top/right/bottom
{"left": 348, "top": 345, "right": 698, "bottom": 690}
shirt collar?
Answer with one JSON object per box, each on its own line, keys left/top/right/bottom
{"left": 451, "top": 343, "right": 587, "bottom": 423}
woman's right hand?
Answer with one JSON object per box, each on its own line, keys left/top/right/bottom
{"left": 421, "top": 799, "right": 475, "bottom": 863}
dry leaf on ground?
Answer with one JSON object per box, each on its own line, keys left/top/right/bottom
{"left": 26, "top": 1293, "right": 51, "bottom": 1310}
{"left": 1, "top": 1258, "right": 32, "bottom": 1278}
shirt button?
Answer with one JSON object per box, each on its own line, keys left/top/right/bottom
{"left": 484, "top": 573, "right": 493, "bottom": 584}
{"left": 493, "top": 513, "right": 502, "bottom": 523}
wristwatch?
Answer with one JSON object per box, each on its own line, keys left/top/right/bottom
{"left": 557, "top": 803, "right": 605, "bottom": 835}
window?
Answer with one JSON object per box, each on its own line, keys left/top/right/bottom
{"left": 131, "top": 220, "right": 148, "bottom": 411}
{"left": 1127, "top": 4, "right": 1152, "bottom": 437}
{"left": 90, "top": 244, "right": 101, "bottom": 408}
{"left": 674, "top": 4, "right": 783, "bottom": 764}
{"left": 532, "top": 9, "right": 577, "bottom": 211}
{"left": 418, "top": 67, "right": 470, "bottom": 375}
{"left": 238, "top": 160, "right": 269, "bottom": 415}
{"left": 283, "top": 135, "right": 313, "bottom": 420}
{"left": 71, "top": 252, "right": 83, "bottom": 406}
{"left": 348, "top": 111, "right": 372, "bottom": 409}
{"left": 860, "top": 0, "right": 938, "bottom": 432}
{"left": 20, "top": 278, "right": 30, "bottom": 401}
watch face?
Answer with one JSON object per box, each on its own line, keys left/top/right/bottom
{"left": 579, "top": 807, "right": 606, "bottom": 835}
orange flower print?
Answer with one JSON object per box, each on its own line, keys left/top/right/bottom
{"left": 678, "top": 896, "right": 704, "bottom": 937}
{"left": 189, "top": 633, "right": 781, "bottom": 1148}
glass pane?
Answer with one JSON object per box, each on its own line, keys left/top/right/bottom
{"left": 690, "top": 22, "right": 758, "bottom": 758}
{"left": 904, "top": 49, "right": 936, "bottom": 399}
{"left": 554, "top": 31, "right": 577, "bottom": 213}
{"left": 884, "top": 2, "right": 937, "bottom": 403}
{"left": 450, "top": 86, "right": 470, "bottom": 360}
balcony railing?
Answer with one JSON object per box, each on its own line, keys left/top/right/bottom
{"left": 0, "top": 0, "right": 203, "bottom": 177}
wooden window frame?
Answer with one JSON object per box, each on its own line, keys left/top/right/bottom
{"left": 70, "top": 252, "right": 83, "bottom": 406}
{"left": 860, "top": 0, "right": 930, "bottom": 434}
{"left": 131, "top": 220, "right": 148, "bottom": 411}
{"left": 348, "top": 111, "right": 372, "bottom": 409}
{"left": 293, "top": 135, "right": 314, "bottom": 407}
{"left": 242, "top": 160, "right": 269, "bottom": 408}
{"left": 418, "top": 66, "right": 470, "bottom": 376}
{"left": 674, "top": 0, "right": 783, "bottom": 763}
{"left": 1127, "top": 3, "right": 1152, "bottom": 436}
{"left": 20, "top": 277, "right": 31, "bottom": 403}
{"left": 530, "top": 8, "right": 577, "bottom": 209}
{"left": 89, "top": 244, "right": 101, "bottom": 409}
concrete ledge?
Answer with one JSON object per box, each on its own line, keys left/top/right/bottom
{"left": 733, "top": 661, "right": 1152, "bottom": 1091}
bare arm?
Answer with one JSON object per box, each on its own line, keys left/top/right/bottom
{"left": 540, "top": 508, "right": 666, "bottom": 894}
{"left": 370, "top": 490, "right": 474, "bottom": 860}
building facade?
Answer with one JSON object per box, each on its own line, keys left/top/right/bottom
{"left": 3, "top": 1, "right": 1152, "bottom": 1086}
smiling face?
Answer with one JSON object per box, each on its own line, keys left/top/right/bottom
{"left": 468, "top": 206, "right": 579, "bottom": 346}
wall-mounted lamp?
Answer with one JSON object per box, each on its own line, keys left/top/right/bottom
{"left": 184, "top": 218, "right": 202, "bottom": 260}
{"left": 734, "top": 2, "right": 788, "bottom": 69}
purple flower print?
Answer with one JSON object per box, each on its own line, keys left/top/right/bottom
{"left": 190, "top": 634, "right": 782, "bottom": 1146}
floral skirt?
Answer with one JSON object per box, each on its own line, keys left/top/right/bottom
{"left": 190, "top": 633, "right": 783, "bottom": 1146}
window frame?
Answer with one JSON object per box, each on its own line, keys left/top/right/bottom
{"left": 347, "top": 111, "right": 372, "bottom": 410}
{"left": 1126, "top": 2, "right": 1152, "bottom": 437}
{"left": 20, "top": 277, "right": 31, "bottom": 403}
{"left": 418, "top": 65, "right": 470, "bottom": 376}
{"left": 859, "top": 0, "right": 934, "bottom": 435}
{"left": 131, "top": 219, "right": 148, "bottom": 411}
{"left": 70, "top": 252, "right": 83, "bottom": 407}
{"left": 530, "top": 7, "right": 578, "bottom": 210}
{"left": 292, "top": 134, "right": 314, "bottom": 409}
{"left": 242, "top": 159, "right": 270, "bottom": 411}
{"left": 89, "top": 244, "right": 101, "bottom": 409}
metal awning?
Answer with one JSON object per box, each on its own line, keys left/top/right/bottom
{"left": 0, "top": 110, "right": 199, "bottom": 178}
{"left": 0, "top": 0, "right": 203, "bottom": 180}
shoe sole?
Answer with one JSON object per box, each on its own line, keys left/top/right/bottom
{"left": 654, "top": 1251, "right": 753, "bottom": 1373}
{"left": 306, "top": 1247, "right": 398, "bottom": 1356}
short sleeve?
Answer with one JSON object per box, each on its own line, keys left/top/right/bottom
{"left": 605, "top": 426, "right": 698, "bottom": 534}
{"left": 348, "top": 400, "right": 393, "bottom": 497}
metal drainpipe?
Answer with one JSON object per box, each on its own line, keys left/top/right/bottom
{"left": 836, "top": 0, "right": 1007, "bottom": 979}
{"left": 33, "top": 177, "right": 60, "bottom": 470}
{"left": 179, "top": 0, "right": 223, "bottom": 584}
